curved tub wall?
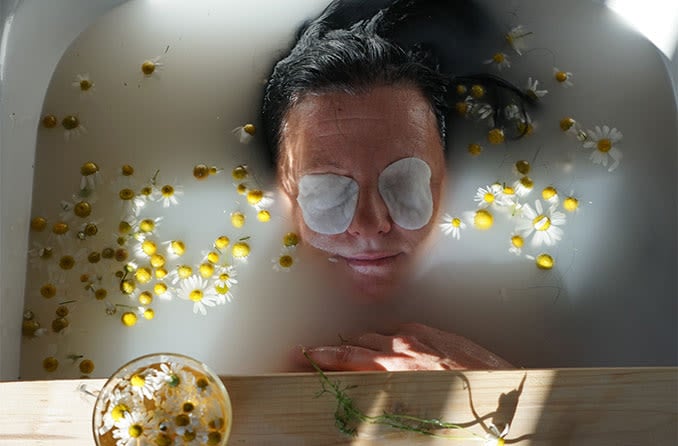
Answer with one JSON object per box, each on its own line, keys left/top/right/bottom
{"left": 2, "top": 0, "right": 677, "bottom": 380}
{"left": 0, "top": 0, "right": 130, "bottom": 380}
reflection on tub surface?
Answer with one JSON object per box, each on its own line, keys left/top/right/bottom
{"left": 11, "top": 0, "right": 678, "bottom": 379}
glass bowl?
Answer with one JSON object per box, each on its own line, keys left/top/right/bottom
{"left": 92, "top": 353, "right": 232, "bottom": 445}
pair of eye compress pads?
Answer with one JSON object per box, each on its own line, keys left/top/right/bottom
{"left": 297, "top": 157, "right": 433, "bottom": 234}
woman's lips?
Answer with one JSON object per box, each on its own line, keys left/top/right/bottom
{"left": 342, "top": 252, "right": 401, "bottom": 275}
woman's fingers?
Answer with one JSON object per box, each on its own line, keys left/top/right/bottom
{"left": 304, "top": 345, "right": 388, "bottom": 371}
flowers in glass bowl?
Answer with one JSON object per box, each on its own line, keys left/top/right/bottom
{"left": 92, "top": 353, "right": 232, "bottom": 446}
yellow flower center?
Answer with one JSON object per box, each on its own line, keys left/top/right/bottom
{"left": 519, "top": 176, "right": 534, "bottom": 189}
{"left": 129, "top": 424, "right": 143, "bottom": 438}
{"left": 140, "top": 186, "right": 152, "bottom": 196}
{"left": 139, "top": 291, "right": 153, "bottom": 305}
{"left": 150, "top": 254, "right": 166, "bottom": 268}
{"left": 161, "top": 185, "right": 174, "bottom": 197}
{"left": 141, "top": 60, "right": 156, "bottom": 75}
{"left": 257, "top": 210, "right": 271, "bottom": 222}
{"left": 503, "top": 186, "right": 515, "bottom": 195}
{"left": 189, "top": 289, "right": 203, "bottom": 302}
{"left": 283, "top": 232, "right": 299, "bottom": 247}
{"left": 115, "top": 248, "right": 128, "bottom": 262}
{"left": 232, "top": 165, "right": 249, "bottom": 180}
{"left": 79, "top": 359, "right": 95, "bottom": 374}
{"left": 555, "top": 71, "right": 568, "bottom": 82}
{"left": 199, "top": 263, "right": 215, "bottom": 278}
{"left": 215, "top": 236, "right": 230, "bottom": 249}
{"left": 170, "top": 240, "right": 186, "bottom": 256}
{"left": 247, "top": 189, "right": 264, "bottom": 205}
{"left": 59, "top": 256, "right": 75, "bottom": 270}
{"left": 473, "top": 210, "right": 494, "bottom": 230}
{"left": 80, "top": 162, "right": 98, "bottom": 176}
{"left": 119, "top": 188, "right": 135, "bottom": 201}
{"left": 542, "top": 186, "right": 557, "bottom": 200}
{"left": 193, "top": 164, "right": 210, "bottom": 180}
{"left": 236, "top": 183, "right": 247, "bottom": 194}
{"left": 452, "top": 218, "right": 461, "bottom": 228}
{"left": 40, "top": 248, "right": 53, "bottom": 260}
{"left": 43, "top": 357, "right": 59, "bottom": 372}
{"left": 515, "top": 160, "right": 530, "bottom": 175}
{"left": 94, "top": 288, "right": 107, "bottom": 300}
{"left": 155, "top": 268, "right": 168, "bottom": 279}
{"left": 456, "top": 84, "right": 467, "bottom": 95}
{"left": 243, "top": 124, "right": 256, "bottom": 135}
{"left": 135, "top": 267, "right": 152, "bottom": 284}
{"left": 511, "top": 235, "right": 524, "bottom": 248}
{"left": 232, "top": 242, "right": 250, "bottom": 258}
{"left": 143, "top": 309, "right": 154, "bottom": 320}
{"left": 31, "top": 216, "right": 47, "bottom": 231}
{"left": 154, "top": 282, "right": 168, "bottom": 295}
{"left": 471, "top": 84, "right": 485, "bottom": 98}
{"left": 52, "top": 222, "right": 69, "bottom": 235}
{"left": 121, "top": 164, "right": 134, "bottom": 176}
{"left": 206, "top": 251, "right": 220, "bottom": 264}
{"left": 139, "top": 219, "right": 155, "bottom": 232}
{"left": 488, "top": 128, "right": 505, "bottom": 145}
{"left": 563, "top": 196, "right": 579, "bottom": 212}
{"left": 84, "top": 223, "right": 98, "bottom": 236}
{"left": 175, "top": 414, "right": 190, "bottom": 427}
{"left": 455, "top": 101, "right": 469, "bottom": 116}
{"left": 178, "top": 265, "right": 193, "bottom": 279}
{"left": 42, "top": 115, "right": 58, "bottom": 128}
{"left": 118, "top": 221, "right": 132, "bottom": 234}
{"left": 111, "top": 404, "right": 129, "bottom": 422}
{"left": 120, "top": 280, "right": 135, "bottom": 295}
{"left": 492, "top": 52, "right": 505, "bottom": 63}
{"left": 535, "top": 254, "right": 554, "bottom": 270}
{"left": 231, "top": 212, "right": 245, "bottom": 228}
{"left": 141, "top": 240, "right": 157, "bottom": 256}
{"left": 40, "top": 284, "right": 57, "bottom": 298}
{"left": 560, "top": 117, "right": 575, "bottom": 131}
{"left": 597, "top": 138, "right": 612, "bottom": 153}
{"left": 483, "top": 192, "right": 495, "bottom": 203}
{"left": 79, "top": 79, "right": 92, "bottom": 91}
{"left": 216, "top": 284, "right": 230, "bottom": 295}
{"left": 532, "top": 215, "right": 552, "bottom": 231}
{"left": 207, "top": 431, "right": 222, "bottom": 445}
{"left": 467, "top": 143, "right": 482, "bottom": 156}
{"left": 130, "top": 374, "right": 145, "bottom": 387}
{"left": 278, "top": 255, "right": 294, "bottom": 268}
{"left": 62, "top": 115, "right": 79, "bottom": 130}
{"left": 122, "top": 312, "right": 138, "bottom": 327}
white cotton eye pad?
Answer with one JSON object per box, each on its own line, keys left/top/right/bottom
{"left": 378, "top": 157, "right": 433, "bottom": 230}
{"left": 297, "top": 174, "right": 359, "bottom": 235}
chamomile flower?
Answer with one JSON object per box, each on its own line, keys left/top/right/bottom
{"left": 151, "top": 361, "right": 195, "bottom": 394}
{"left": 513, "top": 176, "right": 534, "bottom": 197}
{"left": 72, "top": 73, "right": 95, "bottom": 94}
{"left": 136, "top": 216, "right": 163, "bottom": 236}
{"left": 272, "top": 249, "right": 297, "bottom": 272}
{"left": 527, "top": 253, "right": 555, "bottom": 270}
{"left": 582, "top": 125, "right": 623, "bottom": 172}
{"left": 123, "top": 371, "right": 161, "bottom": 401}
{"left": 111, "top": 409, "right": 155, "bottom": 446}
{"left": 439, "top": 213, "right": 466, "bottom": 239}
{"left": 516, "top": 199, "right": 566, "bottom": 247}
{"left": 562, "top": 194, "right": 580, "bottom": 213}
{"left": 508, "top": 234, "right": 524, "bottom": 256}
{"left": 152, "top": 281, "right": 175, "bottom": 300}
{"left": 165, "top": 239, "right": 187, "bottom": 259}
{"left": 159, "top": 182, "right": 184, "bottom": 208}
{"left": 213, "top": 265, "right": 238, "bottom": 289}
{"left": 80, "top": 161, "right": 102, "bottom": 191}
{"left": 168, "top": 264, "right": 194, "bottom": 285}
{"left": 474, "top": 184, "right": 505, "bottom": 210}
{"left": 525, "top": 77, "right": 548, "bottom": 100}
{"left": 134, "top": 238, "right": 160, "bottom": 259}
{"left": 463, "top": 209, "right": 494, "bottom": 230}
{"left": 178, "top": 275, "right": 219, "bottom": 316}
{"left": 117, "top": 187, "right": 139, "bottom": 217}
{"left": 141, "top": 55, "right": 164, "bottom": 77}
{"left": 553, "top": 67, "right": 574, "bottom": 87}
{"left": 99, "top": 389, "right": 140, "bottom": 436}
{"left": 484, "top": 52, "right": 511, "bottom": 70}
{"left": 62, "top": 115, "right": 86, "bottom": 140}
{"left": 559, "top": 117, "right": 587, "bottom": 141}
{"left": 232, "top": 123, "right": 256, "bottom": 144}
{"left": 516, "top": 112, "right": 536, "bottom": 136}
{"left": 245, "top": 188, "right": 274, "bottom": 211}
{"left": 505, "top": 25, "right": 532, "bottom": 55}
{"left": 541, "top": 186, "right": 560, "bottom": 206}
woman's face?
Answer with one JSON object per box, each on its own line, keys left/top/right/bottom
{"left": 279, "top": 85, "right": 446, "bottom": 299}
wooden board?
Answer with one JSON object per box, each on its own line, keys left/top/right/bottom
{"left": 1, "top": 368, "right": 676, "bottom": 445}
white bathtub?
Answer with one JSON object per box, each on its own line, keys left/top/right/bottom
{"left": 1, "top": 0, "right": 676, "bottom": 380}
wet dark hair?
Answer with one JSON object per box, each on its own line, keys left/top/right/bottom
{"left": 261, "top": 0, "right": 533, "bottom": 165}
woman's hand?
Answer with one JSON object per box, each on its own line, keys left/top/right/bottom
{"left": 296, "top": 323, "right": 513, "bottom": 371}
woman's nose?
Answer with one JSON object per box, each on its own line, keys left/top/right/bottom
{"left": 347, "top": 185, "right": 392, "bottom": 236}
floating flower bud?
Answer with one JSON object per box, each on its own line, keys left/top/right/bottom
{"left": 467, "top": 143, "right": 482, "bottom": 156}
{"left": 232, "top": 241, "right": 250, "bottom": 259}
{"left": 215, "top": 236, "right": 230, "bottom": 249}
{"left": 535, "top": 253, "right": 554, "bottom": 270}
{"left": 563, "top": 196, "right": 579, "bottom": 212}
{"left": 79, "top": 359, "right": 95, "bottom": 374}
{"left": 193, "top": 164, "right": 210, "bottom": 180}
{"left": 233, "top": 124, "right": 256, "bottom": 144}
{"left": 515, "top": 160, "right": 530, "bottom": 175}
{"left": 31, "top": 216, "right": 47, "bottom": 231}
{"left": 42, "top": 114, "right": 58, "bottom": 128}
{"left": 73, "top": 201, "right": 92, "bottom": 218}
{"left": 487, "top": 128, "right": 505, "bottom": 145}
{"left": 231, "top": 212, "right": 245, "bottom": 228}
{"left": 40, "top": 284, "right": 57, "bottom": 299}
{"left": 471, "top": 85, "right": 485, "bottom": 99}
{"left": 121, "top": 311, "right": 137, "bottom": 327}
{"left": 232, "top": 165, "right": 248, "bottom": 181}
{"left": 42, "top": 357, "right": 59, "bottom": 372}
{"left": 283, "top": 232, "right": 299, "bottom": 247}
{"left": 257, "top": 210, "right": 271, "bottom": 222}
{"left": 473, "top": 209, "right": 494, "bottom": 230}
{"left": 138, "top": 291, "right": 153, "bottom": 306}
